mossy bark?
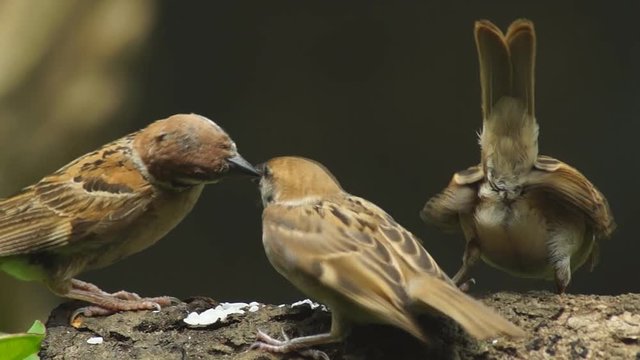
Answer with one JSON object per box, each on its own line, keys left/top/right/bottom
{"left": 40, "top": 292, "right": 640, "bottom": 359}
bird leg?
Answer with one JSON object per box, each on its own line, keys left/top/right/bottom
{"left": 109, "top": 290, "right": 180, "bottom": 305}
{"left": 452, "top": 216, "right": 480, "bottom": 289}
{"left": 53, "top": 279, "right": 180, "bottom": 322}
{"left": 458, "top": 278, "right": 476, "bottom": 292}
{"left": 547, "top": 226, "right": 581, "bottom": 294}
{"left": 553, "top": 256, "right": 571, "bottom": 295}
{"left": 452, "top": 242, "right": 480, "bottom": 289}
{"left": 250, "top": 313, "right": 347, "bottom": 360}
{"left": 587, "top": 241, "right": 600, "bottom": 272}
{"left": 452, "top": 241, "right": 480, "bottom": 288}
{"left": 71, "top": 278, "right": 178, "bottom": 302}
{"left": 452, "top": 245, "right": 479, "bottom": 285}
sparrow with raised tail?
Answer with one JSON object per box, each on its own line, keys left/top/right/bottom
{"left": 252, "top": 156, "right": 524, "bottom": 358}
{"left": 0, "top": 114, "right": 259, "bottom": 321}
{"left": 420, "top": 19, "right": 615, "bottom": 294}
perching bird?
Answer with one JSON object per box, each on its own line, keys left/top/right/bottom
{"left": 252, "top": 156, "right": 524, "bottom": 358}
{"left": 0, "top": 113, "right": 259, "bottom": 320}
{"left": 420, "top": 19, "right": 615, "bottom": 294}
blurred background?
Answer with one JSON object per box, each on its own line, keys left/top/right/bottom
{"left": 0, "top": 1, "right": 638, "bottom": 332}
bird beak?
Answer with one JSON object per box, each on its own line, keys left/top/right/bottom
{"left": 251, "top": 163, "right": 267, "bottom": 183}
{"left": 227, "top": 154, "right": 261, "bottom": 177}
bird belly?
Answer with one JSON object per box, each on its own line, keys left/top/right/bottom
{"left": 474, "top": 198, "right": 553, "bottom": 278}
{"left": 84, "top": 185, "right": 204, "bottom": 271}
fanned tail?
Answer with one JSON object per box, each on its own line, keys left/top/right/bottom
{"left": 476, "top": 19, "right": 538, "bottom": 170}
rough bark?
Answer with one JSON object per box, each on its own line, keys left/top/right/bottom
{"left": 40, "top": 292, "right": 640, "bottom": 359}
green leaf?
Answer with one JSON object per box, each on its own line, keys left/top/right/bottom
{"left": 26, "top": 321, "right": 45, "bottom": 336}
{"left": 0, "top": 320, "right": 46, "bottom": 360}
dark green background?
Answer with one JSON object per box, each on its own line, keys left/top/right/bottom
{"left": 9, "top": 1, "right": 640, "bottom": 318}
{"left": 100, "top": 1, "right": 638, "bottom": 299}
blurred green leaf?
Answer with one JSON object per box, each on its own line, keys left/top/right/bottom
{"left": 25, "top": 321, "right": 45, "bottom": 336}
{"left": 0, "top": 320, "right": 45, "bottom": 360}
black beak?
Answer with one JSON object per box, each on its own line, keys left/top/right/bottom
{"left": 247, "top": 162, "right": 267, "bottom": 183}
{"left": 227, "top": 154, "right": 261, "bottom": 177}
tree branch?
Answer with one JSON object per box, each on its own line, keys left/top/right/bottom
{"left": 40, "top": 292, "right": 640, "bottom": 359}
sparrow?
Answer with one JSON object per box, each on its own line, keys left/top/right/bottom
{"left": 252, "top": 156, "right": 524, "bottom": 359}
{"left": 0, "top": 113, "right": 259, "bottom": 321}
{"left": 420, "top": 19, "right": 615, "bottom": 294}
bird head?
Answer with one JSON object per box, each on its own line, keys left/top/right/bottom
{"left": 257, "top": 156, "right": 343, "bottom": 206}
{"left": 134, "top": 114, "right": 259, "bottom": 188}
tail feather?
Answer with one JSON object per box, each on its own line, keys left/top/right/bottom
{"left": 476, "top": 19, "right": 538, "bottom": 171}
{"left": 506, "top": 20, "right": 536, "bottom": 116}
{"left": 475, "top": 19, "right": 536, "bottom": 118}
{"left": 408, "top": 275, "right": 525, "bottom": 340}
{"left": 475, "top": 19, "right": 511, "bottom": 118}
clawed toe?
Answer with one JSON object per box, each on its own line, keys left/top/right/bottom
{"left": 111, "top": 293, "right": 180, "bottom": 306}
{"left": 459, "top": 278, "right": 476, "bottom": 292}
{"left": 251, "top": 330, "right": 330, "bottom": 360}
{"left": 110, "top": 290, "right": 142, "bottom": 300}
{"left": 255, "top": 329, "right": 285, "bottom": 346}
{"left": 141, "top": 301, "right": 162, "bottom": 312}
{"left": 299, "top": 349, "right": 330, "bottom": 360}
{"left": 71, "top": 305, "right": 117, "bottom": 322}
{"left": 69, "top": 298, "right": 164, "bottom": 324}
{"left": 251, "top": 341, "right": 329, "bottom": 360}
{"left": 146, "top": 296, "right": 181, "bottom": 306}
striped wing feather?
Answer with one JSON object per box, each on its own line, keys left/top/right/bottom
{"left": 420, "top": 165, "right": 483, "bottom": 232}
{"left": 0, "top": 145, "right": 155, "bottom": 257}
{"left": 530, "top": 155, "right": 615, "bottom": 238}
{"left": 263, "top": 195, "right": 452, "bottom": 341}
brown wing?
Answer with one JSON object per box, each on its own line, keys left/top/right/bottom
{"left": 262, "top": 195, "right": 453, "bottom": 341}
{"left": 420, "top": 165, "right": 483, "bottom": 232}
{"left": 529, "top": 155, "right": 615, "bottom": 239}
{"left": 0, "top": 139, "right": 156, "bottom": 256}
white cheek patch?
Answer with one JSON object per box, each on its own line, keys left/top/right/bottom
{"left": 260, "top": 180, "right": 275, "bottom": 205}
